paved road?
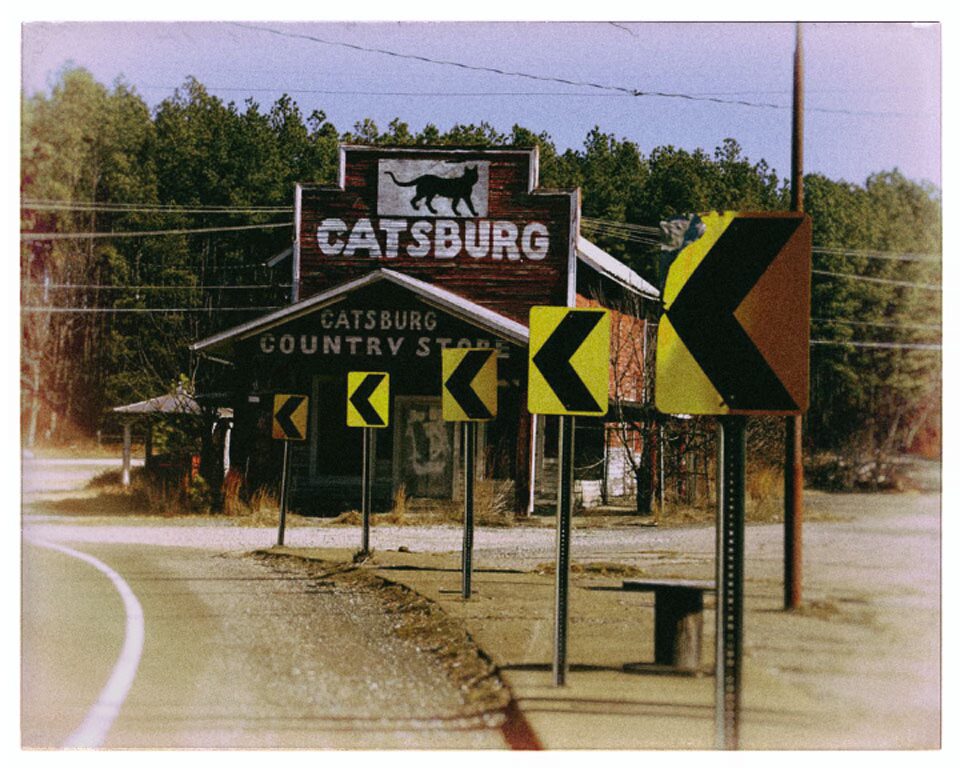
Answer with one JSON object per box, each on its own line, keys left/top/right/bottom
{"left": 21, "top": 456, "right": 940, "bottom": 749}
{"left": 22, "top": 458, "right": 507, "bottom": 749}
{"left": 22, "top": 536, "right": 506, "bottom": 748}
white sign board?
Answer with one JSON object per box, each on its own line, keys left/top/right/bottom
{"left": 377, "top": 159, "right": 490, "bottom": 218}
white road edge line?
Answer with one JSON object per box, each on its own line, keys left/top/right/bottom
{"left": 27, "top": 537, "right": 145, "bottom": 749}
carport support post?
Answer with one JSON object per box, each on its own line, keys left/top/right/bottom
{"left": 716, "top": 416, "right": 746, "bottom": 750}
{"left": 361, "top": 427, "right": 372, "bottom": 555}
{"left": 121, "top": 420, "right": 132, "bottom": 487}
{"left": 462, "top": 421, "right": 476, "bottom": 599}
{"left": 277, "top": 440, "right": 290, "bottom": 546}
{"left": 553, "top": 414, "right": 575, "bottom": 686}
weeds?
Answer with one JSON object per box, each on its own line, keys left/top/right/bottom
{"left": 534, "top": 560, "right": 648, "bottom": 578}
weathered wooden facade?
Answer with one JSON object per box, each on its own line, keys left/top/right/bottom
{"left": 192, "top": 145, "right": 659, "bottom": 514}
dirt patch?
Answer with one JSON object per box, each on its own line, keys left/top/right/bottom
{"left": 251, "top": 550, "right": 511, "bottom": 719}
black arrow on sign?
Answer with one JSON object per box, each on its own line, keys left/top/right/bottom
{"left": 445, "top": 350, "right": 494, "bottom": 420}
{"left": 275, "top": 395, "right": 306, "bottom": 440}
{"left": 532, "top": 311, "right": 605, "bottom": 413}
{"left": 665, "top": 216, "right": 803, "bottom": 411}
{"left": 350, "top": 373, "right": 386, "bottom": 426}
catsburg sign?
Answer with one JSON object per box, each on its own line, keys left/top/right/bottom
{"left": 296, "top": 147, "right": 578, "bottom": 324}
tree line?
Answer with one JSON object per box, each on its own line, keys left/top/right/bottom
{"left": 21, "top": 68, "right": 941, "bottom": 475}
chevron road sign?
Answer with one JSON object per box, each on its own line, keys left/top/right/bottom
{"left": 272, "top": 394, "right": 309, "bottom": 441}
{"left": 346, "top": 372, "right": 390, "bottom": 428}
{"left": 655, "top": 211, "right": 812, "bottom": 416}
{"left": 442, "top": 348, "right": 498, "bottom": 422}
{"left": 528, "top": 306, "right": 610, "bottom": 417}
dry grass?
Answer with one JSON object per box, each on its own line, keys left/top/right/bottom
{"left": 26, "top": 469, "right": 188, "bottom": 518}
{"left": 746, "top": 465, "right": 784, "bottom": 522}
{"left": 533, "top": 560, "right": 648, "bottom": 578}
{"left": 473, "top": 480, "right": 516, "bottom": 526}
{"left": 230, "top": 487, "right": 282, "bottom": 526}
{"left": 323, "top": 480, "right": 518, "bottom": 528}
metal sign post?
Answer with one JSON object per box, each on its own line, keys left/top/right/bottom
{"left": 553, "top": 414, "right": 576, "bottom": 686}
{"left": 716, "top": 416, "right": 746, "bottom": 750}
{"left": 527, "top": 306, "right": 610, "bottom": 688}
{"left": 441, "top": 347, "right": 498, "bottom": 600}
{"left": 361, "top": 427, "right": 372, "bottom": 555}
{"left": 462, "top": 421, "right": 476, "bottom": 598}
{"left": 277, "top": 440, "right": 290, "bottom": 546}
{"left": 346, "top": 372, "right": 390, "bottom": 557}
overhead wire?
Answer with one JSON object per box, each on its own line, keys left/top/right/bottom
{"left": 22, "top": 200, "right": 292, "bottom": 215}
{"left": 20, "top": 209, "right": 941, "bottom": 264}
{"left": 811, "top": 317, "right": 941, "bottom": 331}
{"left": 812, "top": 245, "right": 940, "bottom": 263}
{"left": 581, "top": 219, "right": 942, "bottom": 271}
{"left": 231, "top": 23, "right": 919, "bottom": 118}
{"left": 812, "top": 269, "right": 941, "bottom": 292}
{"left": 21, "top": 222, "right": 293, "bottom": 241}
{"left": 810, "top": 339, "right": 941, "bottom": 351}
{"left": 27, "top": 283, "right": 292, "bottom": 291}
{"left": 21, "top": 306, "right": 283, "bottom": 314}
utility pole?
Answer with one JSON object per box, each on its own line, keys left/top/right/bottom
{"left": 784, "top": 21, "right": 804, "bottom": 610}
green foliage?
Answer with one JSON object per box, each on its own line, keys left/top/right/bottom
{"left": 21, "top": 67, "right": 941, "bottom": 466}
{"left": 804, "top": 171, "right": 941, "bottom": 460}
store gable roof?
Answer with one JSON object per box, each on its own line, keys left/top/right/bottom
{"left": 190, "top": 268, "right": 530, "bottom": 356}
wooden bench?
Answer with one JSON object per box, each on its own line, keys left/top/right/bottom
{"left": 621, "top": 579, "right": 716, "bottom": 674}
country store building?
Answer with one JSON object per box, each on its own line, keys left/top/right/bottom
{"left": 191, "top": 145, "right": 660, "bottom": 514}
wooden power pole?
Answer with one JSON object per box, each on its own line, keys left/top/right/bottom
{"left": 785, "top": 21, "right": 804, "bottom": 610}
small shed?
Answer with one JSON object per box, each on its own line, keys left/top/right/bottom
{"left": 112, "top": 390, "right": 232, "bottom": 486}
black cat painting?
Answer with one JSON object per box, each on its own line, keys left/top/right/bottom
{"left": 385, "top": 165, "right": 480, "bottom": 216}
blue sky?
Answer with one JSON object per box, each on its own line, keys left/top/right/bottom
{"left": 19, "top": 15, "right": 942, "bottom": 190}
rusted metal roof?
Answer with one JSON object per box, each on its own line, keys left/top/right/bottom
{"left": 112, "top": 392, "right": 201, "bottom": 415}
{"left": 576, "top": 236, "right": 660, "bottom": 299}
{"left": 112, "top": 392, "right": 232, "bottom": 418}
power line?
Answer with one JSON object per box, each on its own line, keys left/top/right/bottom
{"left": 21, "top": 222, "right": 293, "bottom": 241}
{"left": 813, "top": 246, "right": 940, "bottom": 263}
{"left": 153, "top": 86, "right": 670, "bottom": 98}
{"left": 21, "top": 306, "right": 283, "bottom": 314}
{"left": 28, "top": 283, "right": 291, "bottom": 292}
{"left": 810, "top": 339, "right": 941, "bottom": 351}
{"left": 582, "top": 218, "right": 662, "bottom": 234}
{"left": 232, "top": 23, "right": 914, "bottom": 117}
{"left": 23, "top": 200, "right": 292, "bottom": 215}
{"left": 812, "top": 269, "right": 941, "bottom": 292}
{"left": 138, "top": 80, "right": 934, "bottom": 115}
{"left": 582, "top": 218, "right": 941, "bottom": 263}
{"left": 812, "top": 317, "right": 941, "bottom": 331}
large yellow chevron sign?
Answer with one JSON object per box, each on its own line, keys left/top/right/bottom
{"left": 656, "top": 211, "right": 812, "bottom": 416}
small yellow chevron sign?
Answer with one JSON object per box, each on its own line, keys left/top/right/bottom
{"left": 442, "top": 348, "right": 498, "bottom": 422}
{"left": 272, "top": 394, "right": 309, "bottom": 441}
{"left": 346, "top": 372, "right": 390, "bottom": 428}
